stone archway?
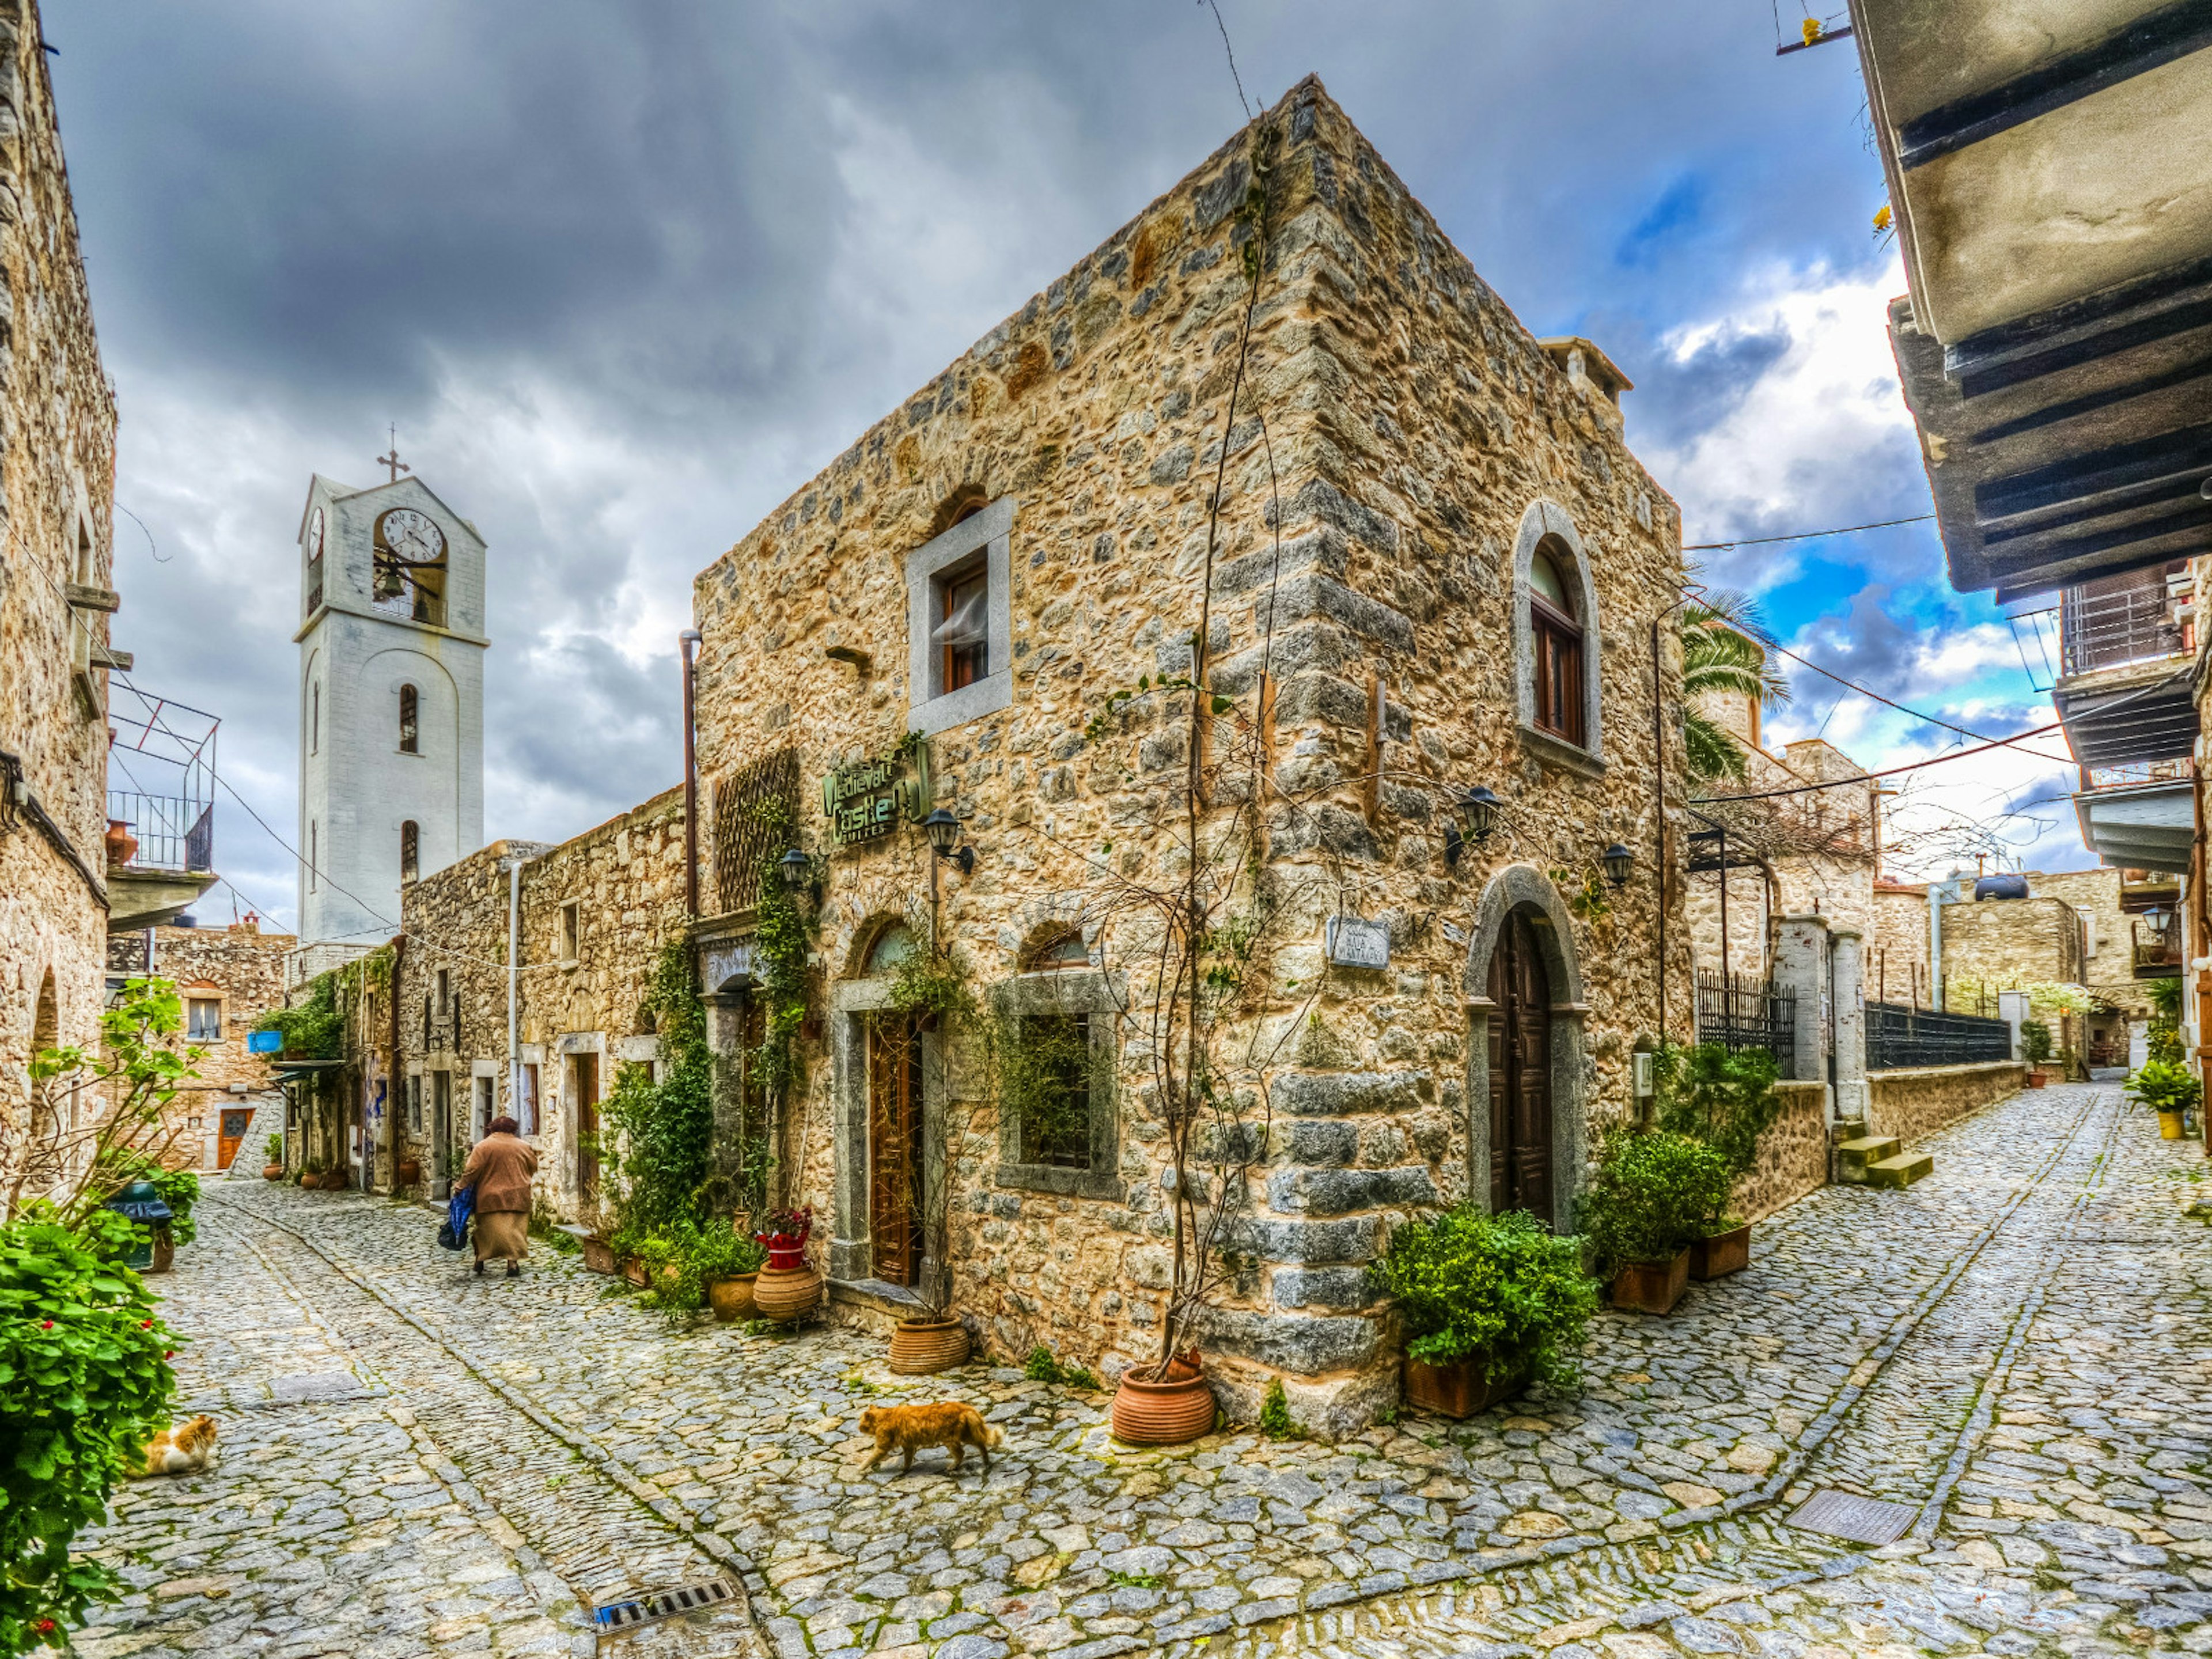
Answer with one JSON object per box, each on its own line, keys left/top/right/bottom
{"left": 1463, "top": 864, "right": 1590, "bottom": 1229}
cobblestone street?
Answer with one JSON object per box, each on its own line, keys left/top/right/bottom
{"left": 78, "top": 1083, "right": 2212, "bottom": 1658}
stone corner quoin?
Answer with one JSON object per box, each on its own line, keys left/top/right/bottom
{"left": 670, "top": 74, "right": 1692, "bottom": 1434}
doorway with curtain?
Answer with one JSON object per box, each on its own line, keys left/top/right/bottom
{"left": 1485, "top": 906, "right": 1556, "bottom": 1227}
{"left": 867, "top": 1013, "right": 925, "bottom": 1286}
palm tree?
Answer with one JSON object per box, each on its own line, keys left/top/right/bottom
{"left": 1681, "top": 589, "right": 1791, "bottom": 783}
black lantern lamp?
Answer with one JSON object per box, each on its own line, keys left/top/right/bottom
{"left": 1444, "top": 785, "right": 1502, "bottom": 869}
{"left": 1601, "top": 842, "right": 1634, "bottom": 888}
{"left": 104, "top": 1180, "right": 172, "bottom": 1271}
{"left": 777, "top": 846, "right": 812, "bottom": 894}
{"left": 921, "top": 808, "right": 976, "bottom": 876}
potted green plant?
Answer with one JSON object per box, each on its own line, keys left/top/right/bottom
{"left": 682, "top": 1217, "right": 766, "bottom": 1321}
{"left": 263, "top": 1133, "right": 285, "bottom": 1180}
{"left": 1369, "top": 1205, "right": 1598, "bottom": 1417}
{"left": 1576, "top": 1130, "right": 1732, "bottom": 1315}
{"left": 2130, "top": 1058, "right": 2200, "bottom": 1139}
{"left": 1652, "top": 1043, "right": 1779, "bottom": 1281}
{"left": 2021, "top": 1019, "right": 2052, "bottom": 1086}
{"left": 751, "top": 1206, "right": 821, "bottom": 1321}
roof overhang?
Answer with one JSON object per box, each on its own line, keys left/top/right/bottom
{"left": 1852, "top": 0, "right": 2212, "bottom": 599}
{"left": 107, "top": 866, "right": 219, "bottom": 933}
{"left": 2073, "top": 775, "right": 2195, "bottom": 866}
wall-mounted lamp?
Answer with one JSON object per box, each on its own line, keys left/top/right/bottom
{"left": 777, "top": 846, "right": 827, "bottom": 906}
{"left": 1443, "top": 784, "right": 1503, "bottom": 868}
{"left": 1601, "top": 842, "right": 1634, "bottom": 888}
{"left": 921, "top": 807, "right": 976, "bottom": 876}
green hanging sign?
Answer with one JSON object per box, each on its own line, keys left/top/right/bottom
{"left": 823, "top": 743, "right": 930, "bottom": 849}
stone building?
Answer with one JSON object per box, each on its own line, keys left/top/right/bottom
{"left": 684, "top": 78, "right": 1690, "bottom": 1431}
{"left": 107, "top": 920, "right": 294, "bottom": 1170}
{"left": 0, "top": 0, "right": 124, "bottom": 1199}
{"left": 355, "top": 789, "right": 685, "bottom": 1209}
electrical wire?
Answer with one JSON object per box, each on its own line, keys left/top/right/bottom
{"left": 1684, "top": 512, "right": 1934, "bottom": 551}
{"left": 1765, "top": 637, "right": 2077, "bottom": 764}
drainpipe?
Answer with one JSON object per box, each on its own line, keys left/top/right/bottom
{"left": 388, "top": 932, "right": 406, "bottom": 1185}
{"left": 680, "top": 628, "right": 703, "bottom": 917}
{"left": 507, "top": 855, "right": 521, "bottom": 1118}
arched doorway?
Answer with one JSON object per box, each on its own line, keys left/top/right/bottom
{"left": 862, "top": 923, "right": 924, "bottom": 1286}
{"left": 1486, "top": 908, "right": 1554, "bottom": 1225}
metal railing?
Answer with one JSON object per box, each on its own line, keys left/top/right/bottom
{"left": 2132, "top": 914, "right": 2182, "bottom": 976}
{"left": 105, "top": 790, "right": 213, "bottom": 873}
{"left": 1865, "top": 1002, "right": 2014, "bottom": 1070}
{"left": 1694, "top": 972, "right": 1800, "bottom": 1079}
{"left": 2060, "top": 579, "right": 2186, "bottom": 677}
{"left": 2081, "top": 757, "right": 2194, "bottom": 793}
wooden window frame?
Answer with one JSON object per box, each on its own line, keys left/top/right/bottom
{"left": 1530, "top": 592, "right": 1585, "bottom": 747}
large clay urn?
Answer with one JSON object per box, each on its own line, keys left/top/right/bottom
{"left": 1110, "top": 1370, "right": 1218, "bottom": 1446}
{"left": 262, "top": 1162, "right": 285, "bottom": 1181}
{"left": 707, "top": 1274, "right": 759, "bottom": 1323}
{"left": 889, "top": 1316, "right": 970, "bottom": 1374}
{"left": 104, "top": 819, "right": 138, "bottom": 868}
{"left": 752, "top": 1263, "right": 822, "bottom": 1323}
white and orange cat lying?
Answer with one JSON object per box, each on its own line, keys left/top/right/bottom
{"left": 135, "top": 1415, "right": 218, "bottom": 1477}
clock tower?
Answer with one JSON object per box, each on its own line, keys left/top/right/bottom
{"left": 294, "top": 472, "right": 487, "bottom": 949}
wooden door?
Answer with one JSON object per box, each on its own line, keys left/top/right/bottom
{"left": 574, "top": 1053, "right": 601, "bottom": 1209}
{"left": 1485, "top": 909, "right": 1554, "bottom": 1226}
{"left": 868, "top": 1015, "right": 924, "bottom": 1286}
{"left": 217, "top": 1108, "right": 251, "bottom": 1170}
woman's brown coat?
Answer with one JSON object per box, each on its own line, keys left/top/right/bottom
{"left": 460, "top": 1131, "right": 539, "bottom": 1214}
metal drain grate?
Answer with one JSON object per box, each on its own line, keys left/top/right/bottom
{"left": 592, "top": 1578, "right": 736, "bottom": 1632}
{"left": 1785, "top": 1487, "right": 1918, "bottom": 1546}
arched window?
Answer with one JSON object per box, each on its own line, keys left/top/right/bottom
{"left": 398, "top": 684, "right": 418, "bottom": 753}
{"left": 400, "top": 820, "right": 419, "bottom": 882}
{"left": 1512, "top": 501, "right": 1601, "bottom": 760}
{"left": 311, "top": 684, "right": 320, "bottom": 755}
{"left": 309, "top": 821, "right": 318, "bottom": 892}
{"left": 1529, "top": 543, "right": 1584, "bottom": 746}
{"left": 864, "top": 923, "right": 917, "bottom": 976}
{"left": 1024, "top": 930, "right": 1089, "bottom": 971}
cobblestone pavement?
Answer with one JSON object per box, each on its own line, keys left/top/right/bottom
{"left": 80, "top": 1083, "right": 2212, "bottom": 1658}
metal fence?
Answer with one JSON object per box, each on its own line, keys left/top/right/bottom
{"left": 1865, "top": 1002, "right": 2013, "bottom": 1070}
{"left": 104, "top": 790, "right": 214, "bottom": 873}
{"left": 1694, "top": 972, "right": 1800, "bottom": 1079}
{"left": 2061, "top": 577, "right": 2186, "bottom": 677}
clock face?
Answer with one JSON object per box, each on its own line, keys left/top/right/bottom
{"left": 305, "top": 506, "right": 324, "bottom": 562}
{"left": 377, "top": 507, "right": 446, "bottom": 566}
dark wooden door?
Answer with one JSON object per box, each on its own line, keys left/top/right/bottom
{"left": 868, "top": 1016, "right": 924, "bottom": 1286}
{"left": 1486, "top": 909, "right": 1554, "bottom": 1226}
{"left": 574, "top": 1053, "right": 601, "bottom": 1209}
{"left": 217, "top": 1108, "right": 251, "bottom": 1170}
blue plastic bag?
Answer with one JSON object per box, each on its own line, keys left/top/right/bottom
{"left": 438, "top": 1184, "right": 475, "bottom": 1251}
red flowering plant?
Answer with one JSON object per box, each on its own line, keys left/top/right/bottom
{"left": 753, "top": 1206, "right": 813, "bottom": 1270}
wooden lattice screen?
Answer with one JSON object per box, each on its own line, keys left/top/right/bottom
{"left": 712, "top": 747, "right": 801, "bottom": 915}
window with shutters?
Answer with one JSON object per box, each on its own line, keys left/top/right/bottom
{"left": 905, "top": 493, "right": 1014, "bottom": 736}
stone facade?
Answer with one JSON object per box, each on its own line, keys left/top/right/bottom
{"left": 381, "top": 789, "right": 685, "bottom": 1214}
{"left": 1871, "top": 878, "right": 1931, "bottom": 1005}
{"left": 1730, "top": 1078, "right": 1828, "bottom": 1224}
{"left": 1936, "top": 895, "right": 2086, "bottom": 1006}
{"left": 685, "top": 79, "right": 1690, "bottom": 1431}
{"left": 0, "top": 0, "right": 122, "bottom": 1200}
{"left": 1866, "top": 1059, "right": 2028, "bottom": 1147}
{"left": 107, "top": 922, "right": 294, "bottom": 1170}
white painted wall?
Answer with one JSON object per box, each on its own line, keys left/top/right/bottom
{"left": 296, "top": 474, "right": 487, "bottom": 948}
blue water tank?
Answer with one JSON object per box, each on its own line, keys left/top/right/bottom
{"left": 1974, "top": 873, "right": 2029, "bottom": 901}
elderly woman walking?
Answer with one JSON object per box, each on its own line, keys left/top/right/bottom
{"left": 459, "top": 1115, "right": 539, "bottom": 1278}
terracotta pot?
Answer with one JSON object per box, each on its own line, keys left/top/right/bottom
{"left": 397, "top": 1157, "right": 422, "bottom": 1185}
{"left": 889, "top": 1316, "right": 971, "bottom": 1374}
{"left": 1111, "top": 1372, "right": 1217, "bottom": 1446}
{"left": 581, "top": 1237, "right": 618, "bottom": 1275}
{"left": 1403, "top": 1351, "right": 1525, "bottom": 1419}
{"left": 2026, "top": 1070, "right": 2048, "bottom": 1088}
{"left": 148, "top": 1233, "right": 176, "bottom": 1276}
{"left": 263, "top": 1162, "right": 285, "bottom": 1181}
{"left": 707, "top": 1273, "right": 758, "bottom": 1323}
{"left": 298, "top": 1173, "right": 320, "bottom": 1190}
{"left": 1688, "top": 1224, "right": 1751, "bottom": 1282}
{"left": 104, "top": 819, "right": 138, "bottom": 868}
{"left": 752, "top": 1263, "right": 823, "bottom": 1323}
{"left": 622, "top": 1256, "right": 650, "bottom": 1289}
{"left": 2160, "top": 1109, "right": 2184, "bottom": 1140}
{"left": 1611, "top": 1248, "right": 1691, "bottom": 1315}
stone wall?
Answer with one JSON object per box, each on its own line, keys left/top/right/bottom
{"left": 687, "top": 77, "right": 1690, "bottom": 1432}
{"left": 1867, "top": 1060, "right": 2025, "bottom": 1146}
{"left": 1730, "top": 1078, "right": 1828, "bottom": 1224}
{"left": 388, "top": 790, "right": 685, "bottom": 1219}
{"left": 2029, "top": 867, "right": 2155, "bottom": 1022}
{"left": 0, "top": 0, "right": 121, "bottom": 1199}
{"left": 1937, "top": 897, "right": 2084, "bottom": 1008}
{"left": 108, "top": 923, "right": 296, "bottom": 1169}
{"left": 1872, "top": 884, "right": 1930, "bottom": 1005}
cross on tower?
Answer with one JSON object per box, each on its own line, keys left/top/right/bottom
{"left": 377, "top": 425, "right": 410, "bottom": 483}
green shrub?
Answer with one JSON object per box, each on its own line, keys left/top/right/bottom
{"left": 1653, "top": 1041, "right": 1781, "bottom": 1179}
{"left": 2020, "top": 1020, "right": 2053, "bottom": 1066}
{"left": 264, "top": 1133, "right": 283, "bottom": 1163}
{"left": 1258, "top": 1378, "right": 1303, "bottom": 1440}
{"left": 105, "top": 1157, "right": 199, "bottom": 1249}
{"left": 1368, "top": 1205, "right": 1599, "bottom": 1388}
{"left": 1575, "top": 1131, "right": 1733, "bottom": 1275}
{"left": 637, "top": 1217, "right": 768, "bottom": 1317}
{"left": 1023, "top": 1345, "right": 1066, "bottom": 1384}
{"left": 1063, "top": 1365, "right": 1100, "bottom": 1391}
{"left": 1, "top": 1210, "right": 179, "bottom": 1651}
{"left": 2131, "top": 1058, "right": 2200, "bottom": 1115}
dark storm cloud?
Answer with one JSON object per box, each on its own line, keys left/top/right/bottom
{"left": 45, "top": 2, "right": 1916, "bottom": 925}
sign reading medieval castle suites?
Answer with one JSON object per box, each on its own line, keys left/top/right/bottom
{"left": 823, "top": 745, "right": 930, "bottom": 849}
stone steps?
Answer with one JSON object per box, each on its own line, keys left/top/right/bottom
{"left": 1835, "top": 1126, "right": 1936, "bottom": 1188}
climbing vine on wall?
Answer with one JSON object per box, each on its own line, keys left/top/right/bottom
{"left": 599, "top": 940, "right": 717, "bottom": 1235}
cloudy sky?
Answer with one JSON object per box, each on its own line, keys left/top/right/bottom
{"left": 50, "top": 1, "right": 2082, "bottom": 934}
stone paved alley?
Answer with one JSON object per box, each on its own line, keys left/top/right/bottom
{"left": 78, "top": 1084, "right": 2212, "bottom": 1658}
